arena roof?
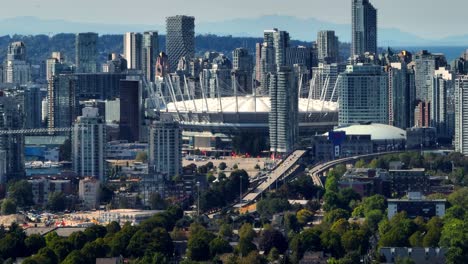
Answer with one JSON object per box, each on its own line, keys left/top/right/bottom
{"left": 333, "top": 123, "right": 407, "bottom": 141}
{"left": 164, "top": 96, "right": 338, "bottom": 113}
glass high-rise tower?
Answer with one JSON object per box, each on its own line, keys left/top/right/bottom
{"left": 75, "top": 33, "right": 98, "bottom": 73}
{"left": 166, "top": 15, "right": 195, "bottom": 73}
{"left": 351, "top": 0, "right": 377, "bottom": 57}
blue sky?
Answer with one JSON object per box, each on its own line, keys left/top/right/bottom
{"left": 2, "top": 0, "right": 467, "bottom": 38}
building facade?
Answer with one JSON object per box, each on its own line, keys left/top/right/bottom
{"left": 72, "top": 107, "right": 106, "bottom": 181}
{"left": 351, "top": 0, "right": 377, "bottom": 57}
{"left": 149, "top": 118, "right": 182, "bottom": 181}
{"left": 317, "top": 30, "right": 339, "bottom": 63}
{"left": 166, "top": 16, "right": 195, "bottom": 73}
{"left": 455, "top": 75, "right": 468, "bottom": 155}
{"left": 338, "top": 64, "right": 388, "bottom": 125}
{"left": 75, "top": 33, "right": 98, "bottom": 73}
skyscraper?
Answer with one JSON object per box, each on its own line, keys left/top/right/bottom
{"left": 119, "top": 80, "right": 141, "bottom": 142}
{"left": 72, "top": 106, "right": 106, "bottom": 181}
{"left": 166, "top": 15, "right": 195, "bottom": 73}
{"left": 317, "top": 30, "right": 339, "bottom": 63}
{"left": 414, "top": 50, "right": 447, "bottom": 102}
{"left": 311, "top": 63, "right": 347, "bottom": 102}
{"left": 268, "top": 29, "right": 298, "bottom": 154}
{"left": 455, "top": 76, "right": 468, "bottom": 155}
{"left": 232, "top": 48, "right": 253, "bottom": 94}
{"left": 48, "top": 74, "right": 78, "bottom": 129}
{"left": 351, "top": 0, "right": 377, "bottom": 57}
{"left": 432, "top": 68, "right": 455, "bottom": 139}
{"left": 142, "top": 31, "right": 159, "bottom": 82}
{"left": 269, "top": 67, "right": 298, "bottom": 153}
{"left": 123, "top": 32, "right": 143, "bottom": 70}
{"left": 338, "top": 63, "right": 388, "bottom": 125}
{"left": 4, "top": 41, "right": 31, "bottom": 85}
{"left": 75, "top": 33, "right": 98, "bottom": 73}
{"left": 149, "top": 117, "right": 182, "bottom": 181}
{"left": 0, "top": 93, "right": 25, "bottom": 183}
{"left": 387, "top": 62, "right": 415, "bottom": 129}
{"left": 102, "top": 53, "right": 128, "bottom": 73}
{"left": 22, "top": 86, "right": 42, "bottom": 129}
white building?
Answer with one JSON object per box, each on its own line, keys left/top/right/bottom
{"left": 72, "top": 107, "right": 106, "bottom": 181}
{"left": 149, "top": 117, "right": 182, "bottom": 181}
{"left": 79, "top": 177, "right": 100, "bottom": 210}
{"left": 455, "top": 75, "right": 468, "bottom": 155}
{"left": 432, "top": 67, "right": 455, "bottom": 139}
{"left": 338, "top": 63, "right": 388, "bottom": 126}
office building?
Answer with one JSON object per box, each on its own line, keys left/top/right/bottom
{"left": 48, "top": 74, "right": 79, "bottom": 129}
{"left": 0, "top": 94, "right": 25, "bottom": 183}
{"left": 142, "top": 31, "right": 159, "bottom": 82}
{"left": 311, "top": 63, "right": 346, "bottom": 102}
{"left": 102, "top": 53, "right": 128, "bottom": 73}
{"left": 149, "top": 118, "right": 182, "bottom": 181}
{"left": 119, "top": 80, "right": 141, "bottom": 142}
{"left": 269, "top": 67, "right": 298, "bottom": 153}
{"left": 72, "top": 107, "right": 106, "bottom": 181}
{"left": 286, "top": 46, "right": 314, "bottom": 70}
{"left": 455, "top": 76, "right": 468, "bottom": 155}
{"left": 338, "top": 63, "right": 388, "bottom": 125}
{"left": 75, "top": 33, "right": 98, "bottom": 73}
{"left": 380, "top": 247, "right": 446, "bottom": 264}
{"left": 351, "top": 0, "right": 378, "bottom": 57}
{"left": 22, "top": 86, "right": 42, "bottom": 129}
{"left": 4, "top": 42, "right": 31, "bottom": 85}
{"left": 166, "top": 16, "right": 195, "bottom": 73}
{"left": 232, "top": 48, "right": 253, "bottom": 94}
{"left": 389, "top": 169, "right": 430, "bottom": 196}
{"left": 414, "top": 50, "right": 447, "bottom": 102}
{"left": 123, "top": 32, "right": 143, "bottom": 70}
{"left": 387, "top": 63, "right": 415, "bottom": 129}
{"left": 79, "top": 177, "right": 100, "bottom": 210}
{"left": 387, "top": 192, "right": 446, "bottom": 219}
{"left": 431, "top": 67, "right": 455, "bottom": 139}
{"left": 317, "top": 30, "right": 339, "bottom": 63}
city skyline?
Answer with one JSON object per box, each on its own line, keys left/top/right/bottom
{"left": 1, "top": 0, "right": 468, "bottom": 40}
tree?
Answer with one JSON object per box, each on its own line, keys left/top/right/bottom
{"left": 366, "top": 209, "right": 384, "bottom": 231}
{"left": 320, "top": 230, "right": 344, "bottom": 258}
{"left": 24, "top": 234, "right": 46, "bottom": 256}
{"left": 341, "top": 230, "right": 368, "bottom": 253}
{"left": 258, "top": 227, "right": 288, "bottom": 254}
{"left": 355, "top": 159, "right": 366, "bottom": 168}
{"left": 408, "top": 231, "right": 423, "bottom": 247}
{"left": 99, "top": 185, "right": 114, "bottom": 203}
{"left": 1, "top": 199, "right": 16, "bottom": 215}
{"left": 219, "top": 162, "right": 227, "bottom": 171}
{"left": 209, "top": 237, "right": 232, "bottom": 257}
{"left": 8, "top": 180, "right": 34, "bottom": 207}
{"left": 149, "top": 193, "right": 167, "bottom": 210}
{"left": 187, "top": 223, "right": 215, "bottom": 261}
{"left": 68, "top": 231, "right": 88, "bottom": 251}
{"left": 237, "top": 223, "right": 257, "bottom": 257}
{"left": 135, "top": 151, "right": 148, "bottom": 163}
{"left": 324, "top": 208, "right": 350, "bottom": 224}
{"left": 46, "top": 192, "right": 67, "bottom": 212}
{"left": 61, "top": 250, "right": 87, "bottom": 264}
{"left": 331, "top": 218, "right": 350, "bottom": 235}
{"left": 297, "top": 209, "right": 314, "bottom": 225}
{"left": 106, "top": 221, "right": 121, "bottom": 235}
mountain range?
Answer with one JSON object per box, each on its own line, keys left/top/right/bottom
{"left": 1, "top": 15, "right": 468, "bottom": 46}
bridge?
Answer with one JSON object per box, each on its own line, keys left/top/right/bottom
{"left": 308, "top": 151, "right": 405, "bottom": 188}
{"left": 233, "top": 150, "right": 308, "bottom": 208}
{"left": 0, "top": 127, "right": 73, "bottom": 135}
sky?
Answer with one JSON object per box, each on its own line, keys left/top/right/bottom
{"left": 1, "top": 0, "right": 467, "bottom": 39}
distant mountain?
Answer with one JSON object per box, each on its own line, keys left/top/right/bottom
{"left": 0, "top": 15, "right": 466, "bottom": 47}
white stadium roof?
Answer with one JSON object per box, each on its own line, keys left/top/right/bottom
{"left": 164, "top": 96, "right": 338, "bottom": 113}
{"left": 333, "top": 123, "right": 407, "bottom": 140}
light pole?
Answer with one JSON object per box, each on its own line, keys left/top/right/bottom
{"left": 196, "top": 181, "right": 200, "bottom": 217}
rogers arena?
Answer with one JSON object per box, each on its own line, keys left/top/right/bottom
{"left": 160, "top": 96, "right": 338, "bottom": 152}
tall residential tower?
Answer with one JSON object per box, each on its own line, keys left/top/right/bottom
{"left": 166, "top": 16, "right": 195, "bottom": 73}
{"left": 351, "top": 0, "right": 377, "bottom": 57}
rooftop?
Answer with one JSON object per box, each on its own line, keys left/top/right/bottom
{"left": 333, "top": 123, "right": 406, "bottom": 141}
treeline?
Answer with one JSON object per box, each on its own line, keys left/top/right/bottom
{"left": 0, "top": 206, "right": 183, "bottom": 264}
{"left": 0, "top": 33, "right": 351, "bottom": 66}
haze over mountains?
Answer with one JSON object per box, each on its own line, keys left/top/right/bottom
{"left": 2, "top": 15, "right": 468, "bottom": 46}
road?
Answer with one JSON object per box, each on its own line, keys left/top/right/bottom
{"left": 308, "top": 151, "right": 405, "bottom": 187}
{"left": 233, "top": 150, "right": 307, "bottom": 208}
